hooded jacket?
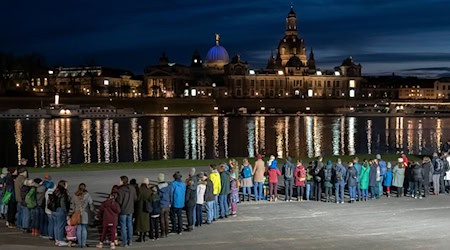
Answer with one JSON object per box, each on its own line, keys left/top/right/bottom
{"left": 369, "top": 163, "right": 378, "bottom": 187}
{"left": 324, "top": 161, "right": 333, "bottom": 188}
{"left": 185, "top": 184, "right": 196, "bottom": 208}
{"left": 282, "top": 157, "right": 296, "bottom": 180}
{"left": 253, "top": 159, "right": 266, "bottom": 183}
{"left": 220, "top": 171, "right": 231, "bottom": 195}
{"left": 171, "top": 179, "right": 186, "bottom": 209}
{"left": 15, "top": 174, "right": 26, "bottom": 202}
{"left": 422, "top": 159, "right": 432, "bottom": 184}
{"left": 412, "top": 164, "right": 424, "bottom": 182}
{"left": 392, "top": 165, "right": 405, "bottom": 188}
{"left": 98, "top": 197, "right": 121, "bottom": 225}
{"left": 384, "top": 167, "right": 393, "bottom": 187}
{"left": 196, "top": 182, "right": 206, "bottom": 205}
{"left": 334, "top": 163, "right": 347, "bottom": 184}
{"left": 116, "top": 184, "right": 137, "bottom": 215}
{"left": 294, "top": 164, "right": 306, "bottom": 187}
{"left": 209, "top": 170, "right": 221, "bottom": 195}
{"left": 267, "top": 168, "right": 281, "bottom": 183}
{"left": 346, "top": 166, "right": 358, "bottom": 187}
{"left": 158, "top": 182, "right": 172, "bottom": 209}
{"left": 359, "top": 164, "right": 370, "bottom": 189}
{"left": 70, "top": 192, "right": 95, "bottom": 225}
{"left": 204, "top": 178, "right": 215, "bottom": 202}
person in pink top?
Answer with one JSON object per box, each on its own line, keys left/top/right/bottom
{"left": 294, "top": 160, "right": 307, "bottom": 201}
{"left": 266, "top": 160, "right": 281, "bottom": 202}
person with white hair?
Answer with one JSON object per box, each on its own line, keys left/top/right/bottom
{"left": 392, "top": 158, "right": 406, "bottom": 197}
{"left": 432, "top": 152, "right": 443, "bottom": 195}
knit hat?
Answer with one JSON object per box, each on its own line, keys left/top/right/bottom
{"left": 376, "top": 154, "right": 381, "bottom": 160}
{"left": 398, "top": 158, "right": 403, "bottom": 163}
{"left": 43, "top": 173, "right": 51, "bottom": 180}
{"left": 197, "top": 172, "right": 205, "bottom": 179}
{"left": 158, "top": 173, "right": 165, "bottom": 182}
{"left": 1, "top": 167, "right": 7, "bottom": 175}
{"left": 173, "top": 171, "right": 182, "bottom": 180}
{"left": 142, "top": 178, "right": 150, "bottom": 185}
{"left": 189, "top": 168, "right": 196, "bottom": 177}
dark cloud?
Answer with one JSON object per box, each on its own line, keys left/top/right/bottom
{"left": 1, "top": 0, "right": 449, "bottom": 76}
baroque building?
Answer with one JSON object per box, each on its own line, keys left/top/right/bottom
{"left": 144, "top": 6, "right": 364, "bottom": 99}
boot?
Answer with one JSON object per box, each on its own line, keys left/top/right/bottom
{"left": 31, "top": 229, "right": 35, "bottom": 236}
{"left": 136, "top": 232, "right": 143, "bottom": 242}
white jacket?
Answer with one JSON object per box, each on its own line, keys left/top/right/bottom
{"left": 196, "top": 183, "right": 206, "bottom": 205}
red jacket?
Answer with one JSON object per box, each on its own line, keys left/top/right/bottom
{"left": 267, "top": 168, "right": 281, "bottom": 183}
{"left": 98, "top": 198, "right": 121, "bottom": 225}
{"left": 294, "top": 165, "right": 306, "bottom": 187}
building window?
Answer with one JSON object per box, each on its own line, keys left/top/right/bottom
{"left": 317, "top": 81, "right": 322, "bottom": 88}
{"left": 349, "top": 80, "right": 356, "bottom": 88}
{"left": 37, "top": 78, "right": 41, "bottom": 86}
{"left": 327, "top": 81, "right": 331, "bottom": 88}
{"left": 308, "top": 89, "right": 313, "bottom": 97}
{"left": 44, "top": 78, "right": 48, "bottom": 86}
{"left": 349, "top": 89, "right": 355, "bottom": 97}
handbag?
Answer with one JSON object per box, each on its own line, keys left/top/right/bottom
{"left": 1, "top": 190, "right": 12, "bottom": 205}
{"left": 69, "top": 211, "right": 81, "bottom": 226}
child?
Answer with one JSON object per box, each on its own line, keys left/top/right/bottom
{"left": 149, "top": 185, "right": 161, "bottom": 240}
{"left": 96, "top": 188, "right": 121, "bottom": 250}
{"left": 267, "top": 162, "right": 281, "bottom": 202}
{"left": 230, "top": 172, "right": 239, "bottom": 216}
{"left": 384, "top": 163, "right": 393, "bottom": 197}
{"left": 263, "top": 175, "right": 269, "bottom": 200}
{"left": 65, "top": 221, "right": 77, "bottom": 247}
{"left": 305, "top": 163, "right": 315, "bottom": 201}
{"left": 294, "top": 161, "right": 306, "bottom": 201}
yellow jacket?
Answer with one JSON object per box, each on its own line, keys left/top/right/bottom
{"left": 209, "top": 171, "right": 221, "bottom": 195}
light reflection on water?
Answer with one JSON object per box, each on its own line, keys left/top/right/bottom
{"left": 5, "top": 116, "right": 450, "bottom": 167}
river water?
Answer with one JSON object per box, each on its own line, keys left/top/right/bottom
{"left": 0, "top": 116, "right": 446, "bottom": 167}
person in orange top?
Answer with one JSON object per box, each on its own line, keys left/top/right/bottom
{"left": 252, "top": 154, "right": 266, "bottom": 201}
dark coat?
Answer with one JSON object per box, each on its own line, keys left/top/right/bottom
{"left": 204, "top": 179, "right": 215, "bottom": 202}
{"left": 116, "top": 184, "right": 137, "bottom": 215}
{"left": 135, "top": 185, "right": 152, "bottom": 232}
{"left": 185, "top": 185, "right": 196, "bottom": 208}
{"left": 369, "top": 165, "right": 377, "bottom": 187}
{"left": 346, "top": 167, "right": 358, "bottom": 187}
{"left": 219, "top": 171, "right": 231, "bottom": 195}
{"left": 412, "top": 164, "right": 424, "bottom": 182}
{"left": 422, "top": 161, "right": 432, "bottom": 184}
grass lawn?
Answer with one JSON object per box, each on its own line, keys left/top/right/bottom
{"left": 27, "top": 154, "right": 423, "bottom": 173}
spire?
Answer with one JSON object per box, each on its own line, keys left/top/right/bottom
{"left": 308, "top": 48, "right": 316, "bottom": 70}
{"left": 215, "top": 33, "right": 220, "bottom": 46}
{"left": 309, "top": 48, "right": 315, "bottom": 60}
{"left": 285, "top": 5, "right": 298, "bottom": 36}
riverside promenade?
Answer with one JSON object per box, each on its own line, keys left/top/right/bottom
{"left": 1, "top": 167, "right": 450, "bottom": 249}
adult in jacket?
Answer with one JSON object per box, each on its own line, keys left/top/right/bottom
{"left": 204, "top": 174, "right": 215, "bottom": 224}
{"left": 209, "top": 164, "right": 221, "bottom": 220}
{"left": 422, "top": 156, "right": 432, "bottom": 197}
{"left": 294, "top": 161, "right": 306, "bottom": 201}
{"left": 359, "top": 161, "right": 370, "bottom": 201}
{"left": 412, "top": 163, "right": 424, "bottom": 199}
{"left": 70, "top": 183, "right": 95, "bottom": 248}
{"left": 171, "top": 171, "right": 186, "bottom": 235}
{"left": 282, "top": 157, "right": 296, "bottom": 202}
{"left": 252, "top": 154, "right": 266, "bottom": 201}
{"left": 313, "top": 157, "right": 324, "bottom": 202}
{"left": 334, "top": 159, "right": 347, "bottom": 204}
{"left": 219, "top": 164, "right": 231, "bottom": 218}
{"left": 135, "top": 178, "right": 152, "bottom": 242}
{"left": 116, "top": 176, "right": 137, "bottom": 247}
{"left": 392, "top": 158, "right": 406, "bottom": 197}
{"left": 346, "top": 163, "right": 358, "bottom": 203}
{"left": 369, "top": 160, "right": 378, "bottom": 199}
{"left": 185, "top": 178, "right": 196, "bottom": 231}
{"left": 157, "top": 173, "right": 172, "bottom": 238}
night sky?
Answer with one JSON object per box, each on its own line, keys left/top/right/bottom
{"left": 2, "top": 0, "right": 450, "bottom": 77}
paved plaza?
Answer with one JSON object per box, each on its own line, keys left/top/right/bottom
{"left": 1, "top": 168, "right": 450, "bottom": 249}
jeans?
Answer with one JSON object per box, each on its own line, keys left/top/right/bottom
{"left": 423, "top": 184, "right": 429, "bottom": 197}
{"left": 30, "top": 208, "right": 39, "bottom": 229}
{"left": 284, "top": 179, "right": 293, "bottom": 201}
{"left": 433, "top": 175, "right": 440, "bottom": 194}
{"left": 38, "top": 208, "right": 47, "bottom": 236}
{"left": 315, "top": 181, "right": 322, "bottom": 201}
{"left": 195, "top": 204, "right": 203, "bottom": 226}
{"left": 370, "top": 186, "right": 377, "bottom": 199}
{"left": 205, "top": 201, "right": 214, "bottom": 223}
{"left": 325, "top": 187, "right": 332, "bottom": 200}
{"left": 149, "top": 217, "right": 160, "bottom": 239}
{"left": 213, "top": 195, "right": 219, "bottom": 220}
{"left": 335, "top": 181, "right": 345, "bottom": 203}
{"left": 53, "top": 208, "right": 67, "bottom": 242}
{"left": 306, "top": 182, "right": 313, "bottom": 200}
{"left": 296, "top": 186, "right": 304, "bottom": 200}
{"left": 160, "top": 207, "right": 170, "bottom": 237}
{"left": 186, "top": 206, "right": 195, "bottom": 227}
{"left": 192, "top": 205, "right": 197, "bottom": 226}
{"left": 16, "top": 203, "right": 24, "bottom": 229}
{"left": 219, "top": 195, "right": 228, "bottom": 217}
{"left": 440, "top": 174, "right": 445, "bottom": 193}
{"left": 361, "top": 189, "right": 368, "bottom": 199}
{"left": 170, "top": 207, "right": 183, "bottom": 234}
{"left": 76, "top": 224, "right": 88, "bottom": 247}
{"left": 242, "top": 187, "right": 251, "bottom": 201}
{"left": 47, "top": 213, "right": 54, "bottom": 239}
{"left": 378, "top": 176, "right": 384, "bottom": 196}
{"left": 349, "top": 186, "right": 356, "bottom": 201}
{"left": 253, "top": 182, "right": 263, "bottom": 201}
{"left": 357, "top": 182, "right": 362, "bottom": 200}
{"left": 119, "top": 214, "right": 133, "bottom": 246}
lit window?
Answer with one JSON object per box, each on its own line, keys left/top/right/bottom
{"left": 191, "top": 89, "right": 197, "bottom": 97}
{"left": 184, "top": 89, "right": 189, "bottom": 97}
{"left": 194, "top": 59, "right": 198, "bottom": 63}
{"left": 316, "top": 71, "right": 322, "bottom": 76}
{"left": 349, "top": 80, "right": 356, "bottom": 88}
{"left": 349, "top": 89, "right": 355, "bottom": 97}
{"left": 308, "top": 89, "right": 313, "bottom": 97}
{"left": 48, "top": 70, "right": 54, "bottom": 75}
{"left": 249, "top": 70, "right": 255, "bottom": 75}
{"left": 278, "top": 70, "right": 284, "bottom": 75}
{"left": 334, "top": 71, "right": 340, "bottom": 76}
{"left": 44, "top": 78, "right": 48, "bottom": 86}
{"left": 104, "top": 79, "right": 109, "bottom": 86}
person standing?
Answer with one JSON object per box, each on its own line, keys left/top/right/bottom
{"left": 219, "top": 164, "right": 230, "bottom": 218}
{"left": 149, "top": 185, "right": 161, "bottom": 241}
{"left": 157, "top": 173, "right": 172, "bottom": 238}
{"left": 282, "top": 157, "right": 296, "bottom": 202}
{"left": 412, "top": 162, "right": 424, "bottom": 199}
{"left": 185, "top": 178, "right": 196, "bottom": 232}
{"left": 305, "top": 163, "right": 315, "bottom": 201}
{"left": 393, "top": 158, "right": 406, "bottom": 197}
{"left": 334, "top": 159, "right": 347, "bottom": 204}
{"left": 171, "top": 171, "right": 186, "bottom": 235}
{"left": 229, "top": 171, "right": 239, "bottom": 215}
{"left": 34, "top": 178, "right": 47, "bottom": 237}
{"left": 135, "top": 178, "right": 151, "bottom": 242}
{"left": 313, "top": 157, "right": 324, "bottom": 202}
{"left": 209, "top": 165, "right": 221, "bottom": 221}
{"left": 353, "top": 157, "right": 362, "bottom": 201}
{"left": 70, "top": 183, "right": 95, "bottom": 248}
{"left": 432, "top": 153, "right": 442, "bottom": 195}
{"left": 422, "top": 156, "right": 432, "bottom": 197}
{"left": 440, "top": 153, "right": 448, "bottom": 193}
{"left": 96, "top": 187, "right": 121, "bottom": 250}
{"left": 384, "top": 163, "right": 393, "bottom": 197}
{"left": 359, "top": 160, "right": 370, "bottom": 201}
{"left": 252, "top": 154, "right": 265, "bottom": 201}
{"left": 377, "top": 154, "right": 387, "bottom": 197}
{"left": 369, "top": 160, "right": 378, "bottom": 200}
{"left": 195, "top": 173, "right": 206, "bottom": 226}
{"left": 294, "top": 161, "right": 306, "bottom": 202}
{"left": 267, "top": 162, "right": 281, "bottom": 202}
{"left": 116, "top": 176, "right": 137, "bottom": 247}
{"left": 324, "top": 160, "right": 333, "bottom": 203}
{"left": 204, "top": 173, "right": 215, "bottom": 224}
{"left": 346, "top": 163, "right": 358, "bottom": 203}
{"left": 240, "top": 160, "right": 252, "bottom": 202}
{"left": 15, "top": 167, "right": 27, "bottom": 230}
{"left": 53, "top": 180, "right": 70, "bottom": 247}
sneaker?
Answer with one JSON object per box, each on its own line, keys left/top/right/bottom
{"left": 178, "top": 232, "right": 182, "bottom": 235}
{"left": 96, "top": 242, "right": 104, "bottom": 248}
{"left": 58, "top": 241, "right": 69, "bottom": 247}
{"left": 340, "top": 201, "right": 345, "bottom": 204}
{"left": 110, "top": 243, "right": 116, "bottom": 250}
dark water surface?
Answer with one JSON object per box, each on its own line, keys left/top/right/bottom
{"left": 0, "top": 116, "right": 446, "bottom": 167}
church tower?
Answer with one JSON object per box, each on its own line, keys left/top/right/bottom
{"left": 285, "top": 5, "right": 298, "bottom": 36}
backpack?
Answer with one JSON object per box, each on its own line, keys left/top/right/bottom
{"left": 435, "top": 159, "right": 443, "bottom": 173}
{"left": 285, "top": 164, "right": 293, "bottom": 178}
{"left": 336, "top": 167, "right": 343, "bottom": 181}
{"left": 47, "top": 190, "right": 58, "bottom": 212}
{"left": 242, "top": 165, "right": 252, "bottom": 179}
{"left": 25, "top": 187, "right": 37, "bottom": 209}
{"left": 325, "top": 168, "right": 332, "bottom": 182}
{"left": 444, "top": 159, "right": 450, "bottom": 172}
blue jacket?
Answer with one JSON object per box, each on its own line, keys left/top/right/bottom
{"left": 379, "top": 160, "right": 387, "bottom": 176}
{"left": 171, "top": 180, "right": 186, "bottom": 209}
{"left": 334, "top": 163, "right": 347, "bottom": 183}
{"left": 158, "top": 182, "right": 173, "bottom": 209}
{"left": 384, "top": 169, "right": 393, "bottom": 187}
{"left": 354, "top": 162, "right": 362, "bottom": 181}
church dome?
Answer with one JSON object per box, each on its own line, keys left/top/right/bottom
{"left": 206, "top": 45, "right": 229, "bottom": 63}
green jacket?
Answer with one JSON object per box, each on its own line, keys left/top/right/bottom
{"left": 359, "top": 165, "right": 370, "bottom": 189}
{"left": 392, "top": 165, "right": 405, "bottom": 188}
